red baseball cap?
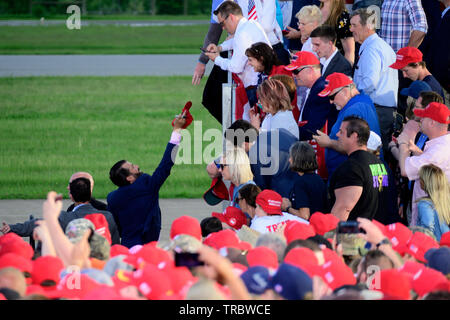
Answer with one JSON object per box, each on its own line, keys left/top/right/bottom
{"left": 413, "top": 102, "right": 450, "bottom": 124}
{"left": 122, "top": 264, "right": 174, "bottom": 300}
{"left": 318, "top": 72, "right": 353, "bottom": 97}
{"left": 170, "top": 215, "right": 202, "bottom": 241}
{"left": 171, "top": 101, "right": 193, "bottom": 129}
{"left": 246, "top": 246, "right": 279, "bottom": 270}
{"left": 255, "top": 189, "right": 283, "bottom": 215}
{"left": 399, "top": 232, "right": 439, "bottom": 263}
{"left": 164, "top": 266, "right": 197, "bottom": 295}
{"left": 0, "top": 252, "right": 33, "bottom": 285}
{"left": 440, "top": 231, "right": 450, "bottom": 247}
{"left": 309, "top": 212, "right": 339, "bottom": 235}
{"left": 409, "top": 266, "right": 449, "bottom": 298}
{"left": 383, "top": 222, "right": 412, "bottom": 251}
{"left": 84, "top": 213, "right": 112, "bottom": 245}
{"left": 371, "top": 269, "right": 411, "bottom": 300}
{"left": 0, "top": 238, "right": 34, "bottom": 260}
{"left": 283, "top": 220, "right": 316, "bottom": 244}
{"left": 212, "top": 206, "right": 247, "bottom": 230}
{"left": 110, "top": 244, "right": 130, "bottom": 258}
{"left": 203, "top": 229, "right": 248, "bottom": 251}
{"left": 125, "top": 243, "right": 174, "bottom": 270}
{"left": 319, "top": 259, "right": 356, "bottom": 291}
{"left": 32, "top": 255, "right": 65, "bottom": 287}
{"left": 203, "top": 177, "right": 230, "bottom": 206}
{"left": 389, "top": 47, "right": 423, "bottom": 69}
{"left": 284, "top": 247, "right": 322, "bottom": 278}
{"left": 284, "top": 51, "right": 320, "bottom": 71}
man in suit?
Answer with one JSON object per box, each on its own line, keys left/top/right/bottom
{"left": 284, "top": 51, "right": 338, "bottom": 141}
{"left": 310, "top": 25, "right": 353, "bottom": 79}
{"left": 107, "top": 115, "right": 186, "bottom": 248}
{"left": 1, "top": 176, "right": 120, "bottom": 245}
{"left": 65, "top": 172, "right": 107, "bottom": 212}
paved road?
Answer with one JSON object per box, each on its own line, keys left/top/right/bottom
{"left": 0, "top": 54, "right": 214, "bottom": 77}
{"left": 0, "top": 198, "right": 224, "bottom": 244}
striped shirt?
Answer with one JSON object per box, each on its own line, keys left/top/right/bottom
{"left": 380, "top": 0, "right": 428, "bottom": 53}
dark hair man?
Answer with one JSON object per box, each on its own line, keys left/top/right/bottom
{"left": 327, "top": 116, "right": 389, "bottom": 221}
{"left": 107, "top": 115, "right": 186, "bottom": 248}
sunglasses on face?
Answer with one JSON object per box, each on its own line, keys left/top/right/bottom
{"left": 218, "top": 15, "right": 229, "bottom": 27}
{"left": 292, "top": 66, "right": 310, "bottom": 75}
{"left": 219, "top": 164, "right": 229, "bottom": 170}
{"left": 328, "top": 86, "right": 346, "bottom": 101}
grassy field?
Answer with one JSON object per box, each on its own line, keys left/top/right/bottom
{"left": 0, "top": 76, "right": 222, "bottom": 199}
{"left": 0, "top": 24, "right": 227, "bottom": 54}
{"left": 0, "top": 14, "right": 210, "bottom": 20}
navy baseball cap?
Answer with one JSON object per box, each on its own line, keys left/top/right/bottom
{"left": 268, "top": 263, "right": 313, "bottom": 300}
{"left": 400, "top": 80, "right": 431, "bottom": 99}
{"left": 424, "top": 247, "right": 450, "bottom": 276}
{"left": 240, "top": 266, "right": 271, "bottom": 295}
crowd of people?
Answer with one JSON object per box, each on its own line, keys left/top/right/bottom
{"left": 0, "top": 0, "right": 449, "bottom": 301}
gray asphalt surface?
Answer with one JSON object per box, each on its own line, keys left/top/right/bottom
{"left": 0, "top": 19, "right": 221, "bottom": 245}
{"left": 0, "top": 54, "right": 214, "bottom": 77}
{"left": 0, "top": 198, "right": 225, "bottom": 243}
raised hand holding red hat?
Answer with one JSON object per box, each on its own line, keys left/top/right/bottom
{"left": 172, "top": 101, "right": 193, "bottom": 129}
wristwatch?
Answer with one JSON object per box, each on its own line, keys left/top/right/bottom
{"left": 376, "top": 238, "right": 391, "bottom": 249}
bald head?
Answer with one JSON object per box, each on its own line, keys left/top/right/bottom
{"left": 69, "top": 172, "right": 94, "bottom": 192}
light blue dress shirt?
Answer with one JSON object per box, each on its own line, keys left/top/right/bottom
{"left": 354, "top": 33, "right": 399, "bottom": 107}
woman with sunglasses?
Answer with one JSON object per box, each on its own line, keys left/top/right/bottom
{"left": 249, "top": 78, "right": 299, "bottom": 139}
{"left": 218, "top": 146, "right": 256, "bottom": 210}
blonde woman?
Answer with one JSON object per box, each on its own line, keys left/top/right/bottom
{"left": 219, "top": 146, "right": 255, "bottom": 209}
{"left": 285, "top": 5, "right": 322, "bottom": 55}
{"left": 417, "top": 164, "right": 450, "bottom": 241}
{"left": 250, "top": 78, "right": 299, "bottom": 139}
{"left": 296, "top": 5, "right": 322, "bottom": 54}
{"left": 319, "top": 0, "right": 355, "bottom": 65}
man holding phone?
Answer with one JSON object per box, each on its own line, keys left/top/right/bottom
{"left": 204, "top": 1, "right": 271, "bottom": 119}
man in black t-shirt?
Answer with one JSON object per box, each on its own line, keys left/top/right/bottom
{"left": 328, "top": 116, "right": 389, "bottom": 221}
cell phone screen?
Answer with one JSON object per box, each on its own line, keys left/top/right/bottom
{"left": 337, "top": 222, "right": 366, "bottom": 256}
{"left": 174, "top": 252, "right": 204, "bottom": 268}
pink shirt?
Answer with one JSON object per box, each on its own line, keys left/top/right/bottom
{"left": 405, "top": 133, "right": 450, "bottom": 226}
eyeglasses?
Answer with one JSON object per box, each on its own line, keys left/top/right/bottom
{"left": 218, "top": 15, "right": 229, "bottom": 27}
{"left": 328, "top": 86, "right": 346, "bottom": 101}
{"left": 219, "top": 164, "right": 229, "bottom": 170}
{"left": 292, "top": 66, "right": 310, "bottom": 75}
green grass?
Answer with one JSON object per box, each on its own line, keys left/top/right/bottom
{"left": 0, "top": 24, "right": 225, "bottom": 54}
{"left": 0, "top": 76, "right": 222, "bottom": 199}
{"left": 0, "top": 14, "right": 210, "bottom": 21}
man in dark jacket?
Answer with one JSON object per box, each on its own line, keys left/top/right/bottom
{"left": 284, "top": 51, "right": 338, "bottom": 141}
{"left": 107, "top": 115, "right": 186, "bottom": 248}
{"left": 1, "top": 175, "right": 120, "bottom": 245}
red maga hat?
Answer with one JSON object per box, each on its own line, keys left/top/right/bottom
{"left": 318, "top": 72, "right": 353, "bottom": 97}
{"left": 212, "top": 206, "right": 247, "bottom": 230}
{"left": 389, "top": 47, "right": 423, "bottom": 70}
{"left": 413, "top": 102, "right": 450, "bottom": 124}
{"left": 170, "top": 215, "right": 202, "bottom": 241}
{"left": 172, "top": 101, "right": 193, "bottom": 129}
{"left": 203, "top": 177, "right": 230, "bottom": 206}
{"left": 246, "top": 246, "right": 279, "bottom": 270}
{"left": 255, "top": 189, "right": 283, "bottom": 215}
{"left": 284, "top": 51, "right": 320, "bottom": 71}
{"left": 309, "top": 212, "right": 339, "bottom": 235}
